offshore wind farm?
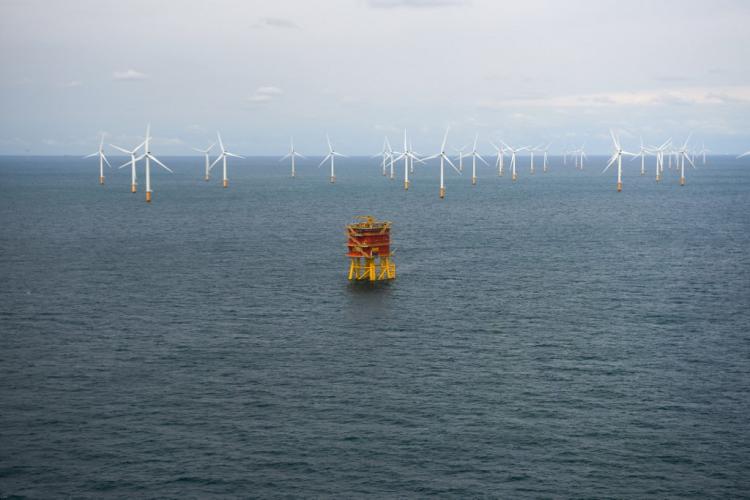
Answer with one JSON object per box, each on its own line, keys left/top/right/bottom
{"left": 2, "top": 1, "right": 750, "bottom": 498}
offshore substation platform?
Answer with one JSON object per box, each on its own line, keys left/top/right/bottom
{"left": 346, "top": 216, "right": 396, "bottom": 282}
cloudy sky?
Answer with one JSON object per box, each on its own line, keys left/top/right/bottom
{"left": 1, "top": 0, "right": 749, "bottom": 155}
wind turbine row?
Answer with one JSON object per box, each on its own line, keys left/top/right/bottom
{"left": 87, "top": 128, "right": 729, "bottom": 201}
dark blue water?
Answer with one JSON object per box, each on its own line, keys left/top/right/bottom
{"left": 1, "top": 155, "right": 749, "bottom": 498}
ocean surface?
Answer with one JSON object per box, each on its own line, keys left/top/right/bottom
{"left": 1, "top": 154, "right": 749, "bottom": 498}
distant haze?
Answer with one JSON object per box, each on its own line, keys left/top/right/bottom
{"left": 1, "top": 0, "right": 749, "bottom": 155}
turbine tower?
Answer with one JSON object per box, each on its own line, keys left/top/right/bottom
{"left": 468, "top": 134, "right": 488, "bottom": 185}
{"left": 392, "top": 130, "right": 423, "bottom": 190}
{"left": 491, "top": 142, "right": 505, "bottom": 176}
{"left": 192, "top": 143, "right": 215, "bottom": 181}
{"left": 602, "top": 130, "right": 636, "bottom": 192}
{"left": 135, "top": 124, "right": 172, "bottom": 202}
{"left": 423, "top": 128, "right": 461, "bottom": 199}
{"left": 319, "top": 134, "right": 346, "bottom": 183}
{"left": 649, "top": 139, "right": 671, "bottom": 182}
{"left": 529, "top": 144, "right": 542, "bottom": 175}
{"left": 111, "top": 139, "right": 146, "bottom": 192}
{"left": 373, "top": 137, "right": 391, "bottom": 177}
{"left": 501, "top": 142, "right": 526, "bottom": 182}
{"left": 675, "top": 136, "right": 696, "bottom": 186}
{"left": 632, "top": 138, "right": 649, "bottom": 176}
{"left": 209, "top": 132, "right": 244, "bottom": 188}
{"left": 84, "top": 133, "right": 111, "bottom": 185}
{"left": 698, "top": 143, "right": 710, "bottom": 165}
{"left": 541, "top": 143, "right": 551, "bottom": 173}
{"left": 280, "top": 138, "right": 305, "bottom": 178}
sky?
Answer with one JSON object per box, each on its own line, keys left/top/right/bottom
{"left": 1, "top": 0, "right": 749, "bottom": 155}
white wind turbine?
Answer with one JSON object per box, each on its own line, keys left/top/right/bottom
{"left": 388, "top": 138, "right": 396, "bottom": 179}
{"left": 675, "top": 135, "right": 696, "bottom": 186}
{"left": 111, "top": 139, "right": 146, "bottom": 193}
{"left": 392, "top": 130, "right": 423, "bottom": 190}
{"left": 453, "top": 144, "right": 468, "bottom": 172}
{"left": 134, "top": 124, "right": 172, "bottom": 202}
{"left": 468, "top": 134, "right": 489, "bottom": 185}
{"left": 192, "top": 143, "right": 215, "bottom": 181}
{"left": 631, "top": 137, "right": 650, "bottom": 176}
{"left": 423, "top": 128, "right": 461, "bottom": 199}
{"left": 373, "top": 137, "right": 391, "bottom": 177}
{"left": 84, "top": 133, "right": 112, "bottom": 185}
{"left": 528, "top": 144, "right": 543, "bottom": 175}
{"left": 280, "top": 138, "right": 305, "bottom": 178}
{"left": 501, "top": 142, "right": 527, "bottom": 181}
{"left": 648, "top": 138, "right": 671, "bottom": 182}
{"left": 209, "top": 132, "right": 244, "bottom": 188}
{"left": 319, "top": 134, "right": 346, "bottom": 183}
{"left": 574, "top": 144, "right": 587, "bottom": 170}
{"left": 602, "top": 130, "right": 636, "bottom": 192}
{"left": 698, "top": 143, "right": 710, "bottom": 165}
{"left": 541, "top": 143, "right": 551, "bottom": 173}
{"left": 490, "top": 142, "right": 505, "bottom": 176}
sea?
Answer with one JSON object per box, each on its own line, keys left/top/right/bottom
{"left": 1, "top": 154, "right": 749, "bottom": 498}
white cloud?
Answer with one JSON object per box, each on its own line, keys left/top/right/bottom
{"left": 61, "top": 80, "right": 83, "bottom": 88}
{"left": 248, "top": 86, "right": 284, "bottom": 103}
{"left": 478, "top": 86, "right": 750, "bottom": 110}
{"left": 112, "top": 69, "right": 149, "bottom": 81}
{"left": 368, "top": 0, "right": 468, "bottom": 7}
{"left": 254, "top": 17, "right": 300, "bottom": 29}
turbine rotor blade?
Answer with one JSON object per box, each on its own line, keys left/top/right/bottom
{"left": 602, "top": 153, "right": 618, "bottom": 173}
{"left": 149, "top": 154, "right": 173, "bottom": 173}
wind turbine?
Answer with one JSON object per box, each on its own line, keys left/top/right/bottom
{"left": 280, "top": 138, "right": 305, "bottom": 178}
{"left": 373, "top": 137, "right": 391, "bottom": 177}
{"left": 453, "top": 144, "right": 468, "bottom": 172}
{"left": 392, "top": 130, "right": 423, "bottom": 190}
{"left": 319, "top": 134, "right": 346, "bottom": 183}
{"left": 209, "top": 132, "right": 244, "bottom": 188}
{"left": 134, "top": 124, "right": 172, "bottom": 202}
{"left": 649, "top": 138, "right": 671, "bottom": 182}
{"left": 501, "top": 142, "right": 527, "bottom": 181}
{"left": 84, "top": 133, "right": 111, "bottom": 185}
{"left": 490, "top": 142, "right": 505, "bottom": 176}
{"left": 602, "top": 130, "right": 636, "bottom": 192}
{"left": 698, "top": 143, "right": 710, "bottom": 165}
{"left": 423, "top": 128, "right": 461, "bottom": 199}
{"left": 528, "top": 144, "right": 543, "bottom": 175}
{"left": 541, "top": 143, "right": 551, "bottom": 173}
{"left": 111, "top": 140, "right": 146, "bottom": 193}
{"left": 468, "top": 134, "right": 489, "bottom": 185}
{"left": 675, "top": 135, "right": 696, "bottom": 186}
{"left": 631, "top": 137, "right": 650, "bottom": 176}
{"left": 192, "top": 143, "right": 215, "bottom": 181}
{"left": 576, "top": 144, "right": 587, "bottom": 170}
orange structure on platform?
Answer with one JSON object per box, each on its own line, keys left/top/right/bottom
{"left": 346, "top": 216, "right": 396, "bottom": 281}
